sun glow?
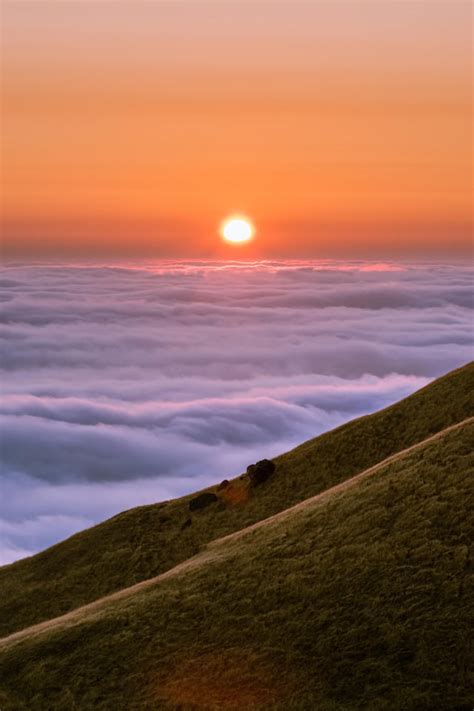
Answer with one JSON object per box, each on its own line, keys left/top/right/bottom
{"left": 221, "top": 216, "right": 255, "bottom": 244}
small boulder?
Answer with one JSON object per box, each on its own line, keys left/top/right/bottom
{"left": 188, "top": 492, "right": 218, "bottom": 512}
{"left": 247, "top": 459, "right": 276, "bottom": 486}
{"left": 217, "top": 479, "right": 230, "bottom": 491}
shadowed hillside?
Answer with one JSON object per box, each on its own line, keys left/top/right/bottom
{"left": 0, "top": 362, "right": 473, "bottom": 637}
{"left": 0, "top": 419, "right": 472, "bottom": 710}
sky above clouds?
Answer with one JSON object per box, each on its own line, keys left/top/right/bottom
{"left": 2, "top": 0, "right": 472, "bottom": 256}
{"left": 1, "top": 259, "right": 472, "bottom": 563}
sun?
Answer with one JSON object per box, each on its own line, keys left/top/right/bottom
{"left": 220, "top": 215, "right": 255, "bottom": 244}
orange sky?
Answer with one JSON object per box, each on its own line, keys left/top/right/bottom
{"left": 1, "top": 1, "right": 472, "bottom": 257}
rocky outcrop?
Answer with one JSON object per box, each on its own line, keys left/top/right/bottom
{"left": 247, "top": 459, "right": 276, "bottom": 486}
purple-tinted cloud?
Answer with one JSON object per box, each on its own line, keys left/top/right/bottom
{"left": 0, "top": 259, "right": 472, "bottom": 563}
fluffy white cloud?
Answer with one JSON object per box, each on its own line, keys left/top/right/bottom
{"left": 1, "top": 259, "right": 472, "bottom": 561}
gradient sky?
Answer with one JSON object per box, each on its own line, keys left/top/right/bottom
{"left": 1, "top": 1, "right": 472, "bottom": 257}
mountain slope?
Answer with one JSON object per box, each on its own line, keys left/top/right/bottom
{"left": 1, "top": 361, "right": 473, "bottom": 637}
{"left": 1, "top": 419, "right": 472, "bottom": 710}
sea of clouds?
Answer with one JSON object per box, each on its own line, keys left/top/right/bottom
{"left": 0, "top": 259, "right": 472, "bottom": 564}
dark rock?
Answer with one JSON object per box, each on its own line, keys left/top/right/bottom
{"left": 188, "top": 492, "right": 218, "bottom": 512}
{"left": 217, "top": 479, "right": 230, "bottom": 491}
{"left": 256, "top": 459, "right": 276, "bottom": 473}
{"left": 180, "top": 518, "right": 192, "bottom": 530}
{"left": 247, "top": 459, "right": 276, "bottom": 486}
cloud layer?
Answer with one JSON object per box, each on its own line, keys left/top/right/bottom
{"left": 1, "top": 259, "right": 472, "bottom": 563}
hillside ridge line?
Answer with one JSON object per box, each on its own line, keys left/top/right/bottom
{"left": 1, "top": 416, "right": 471, "bottom": 650}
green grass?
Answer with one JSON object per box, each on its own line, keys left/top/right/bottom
{"left": 1, "top": 361, "right": 473, "bottom": 637}
{"left": 1, "top": 419, "right": 472, "bottom": 710}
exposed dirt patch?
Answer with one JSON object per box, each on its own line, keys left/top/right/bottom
{"left": 218, "top": 481, "right": 250, "bottom": 507}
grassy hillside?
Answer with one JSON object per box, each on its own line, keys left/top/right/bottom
{"left": 1, "top": 419, "right": 472, "bottom": 710}
{"left": 1, "top": 361, "right": 473, "bottom": 637}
